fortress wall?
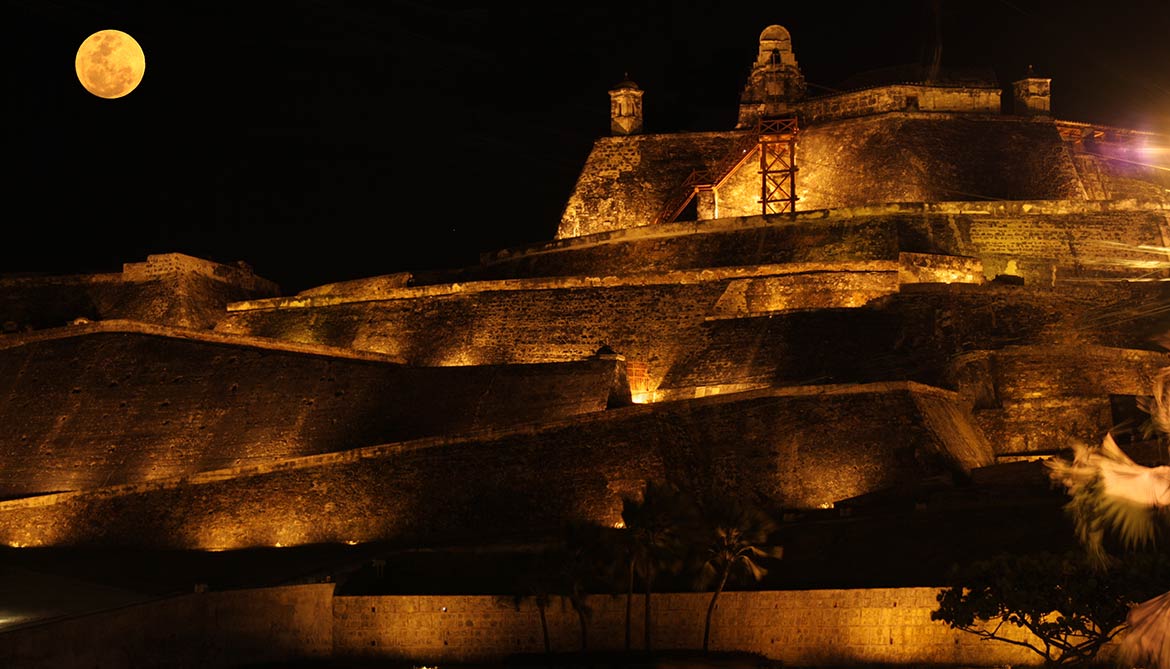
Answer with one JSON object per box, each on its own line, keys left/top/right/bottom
{"left": 966, "top": 209, "right": 1169, "bottom": 283}
{"left": 493, "top": 200, "right": 1166, "bottom": 268}
{"left": 436, "top": 217, "right": 943, "bottom": 285}
{"left": 334, "top": 588, "right": 1039, "bottom": 666}
{"left": 0, "top": 327, "right": 620, "bottom": 498}
{"left": 468, "top": 215, "right": 903, "bottom": 280}
{"left": 0, "top": 275, "right": 175, "bottom": 332}
{"left": 558, "top": 118, "right": 1092, "bottom": 237}
{"left": 219, "top": 271, "right": 948, "bottom": 393}
{"left": 122, "top": 254, "right": 279, "bottom": 294}
{"left": 797, "top": 84, "right": 1001, "bottom": 124}
{"left": 0, "top": 583, "right": 334, "bottom": 669}
{"left": 557, "top": 132, "right": 742, "bottom": 239}
{"left": 1064, "top": 134, "right": 1170, "bottom": 204}
{"left": 0, "top": 383, "right": 990, "bottom": 550}
{"left": 950, "top": 346, "right": 1170, "bottom": 456}
{"left": 0, "top": 584, "right": 1056, "bottom": 668}
{"left": 220, "top": 282, "right": 735, "bottom": 382}
{"left": 445, "top": 208, "right": 1161, "bottom": 289}
{"left": 225, "top": 270, "right": 1159, "bottom": 403}
{"left": 717, "top": 116, "right": 1086, "bottom": 218}
{"left": 665, "top": 281, "right": 1169, "bottom": 395}
{"left": 0, "top": 254, "right": 280, "bottom": 332}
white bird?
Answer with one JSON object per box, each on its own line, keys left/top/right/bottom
{"left": 1118, "top": 589, "right": 1170, "bottom": 669}
{"left": 1045, "top": 369, "right": 1170, "bottom": 669}
{"left": 1047, "top": 433, "right": 1170, "bottom": 561}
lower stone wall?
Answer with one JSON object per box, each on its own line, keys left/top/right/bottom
{"left": 0, "top": 583, "right": 334, "bottom": 669}
{"left": 0, "top": 382, "right": 989, "bottom": 550}
{"left": 0, "top": 325, "right": 622, "bottom": 498}
{"left": 333, "top": 588, "right": 1042, "bottom": 666}
{"left": 4, "top": 583, "right": 1138, "bottom": 667}
{"left": 0, "top": 583, "right": 1061, "bottom": 668}
{"left": 950, "top": 345, "right": 1170, "bottom": 456}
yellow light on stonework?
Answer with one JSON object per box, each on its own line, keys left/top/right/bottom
{"left": 75, "top": 29, "right": 145, "bottom": 99}
{"left": 437, "top": 347, "right": 481, "bottom": 367}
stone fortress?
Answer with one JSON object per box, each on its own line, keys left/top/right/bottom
{"left": 1, "top": 24, "right": 1168, "bottom": 668}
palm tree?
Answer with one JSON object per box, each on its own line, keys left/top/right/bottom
{"left": 620, "top": 479, "right": 693, "bottom": 652}
{"left": 560, "top": 521, "right": 605, "bottom": 652}
{"left": 514, "top": 549, "right": 557, "bottom": 654}
{"left": 693, "top": 494, "right": 782, "bottom": 652}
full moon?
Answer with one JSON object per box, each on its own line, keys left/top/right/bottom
{"left": 75, "top": 29, "right": 145, "bottom": 99}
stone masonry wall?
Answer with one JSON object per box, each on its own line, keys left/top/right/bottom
{"left": 219, "top": 264, "right": 1165, "bottom": 407}
{"left": 334, "top": 588, "right": 1044, "bottom": 666}
{"left": 4, "top": 583, "right": 1093, "bottom": 668}
{"left": 0, "top": 253, "right": 281, "bottom": 333}
{"left": 474, "top": 205, "right": 1166, "bottom": 289}
{"left": 949, "top": 345, "right": 1170, "bottom": 457}
{"left": 558, "top": 132, "right": 741, "bottom": 238}
{"left": 0, "top": 583, "right": 334, "bottom": 669}
{"left": 785, "top": 115, "right": 1084, "bottom": 215}
{"left": 559, "top": 115, "right": 1091, "bottom": 237}
{"left": 796, "top": 84, "right": 1001, "bottom": 124}
{"left": 0, "top": 382, "right": 990, "bottom": 549}
{"left": 0, "top": 323, "right": 620, "bottom": 498}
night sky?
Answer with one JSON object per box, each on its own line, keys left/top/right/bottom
{"left": 9, "top": 1, "right": 1170, "bottom": 294}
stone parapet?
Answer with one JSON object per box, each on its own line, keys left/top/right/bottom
{"left": 797, "top": 84, "right": 1001, "bottom": 124}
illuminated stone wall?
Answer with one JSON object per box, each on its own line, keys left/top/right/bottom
{"left": 788, "top": 115, "right": 1084, "bottom": 214}
{"left": 0, "top": 253, "right": 280, "bottom": 332}
{"left": 4, "top": 583, "right": 1092, "bottom": 668}
{"left": 558, "top": 116, "right": 1095, "bottom": 237}
{"left": 334, "top": 588, "right": 1042, "bottom": 666}
{"left": 218, "top": 260, "right": 1163, "bottom": 405}
{"left": 0, "top": 322, "right": 623, "bottom": 499}
{"left": 445, "top": 213, "right": 957, "bottom": 284}
{"left": 0, "top": 583, "right": 334, "bottom": 669}
{"left": 0, "top": 382, "right": 990, "bottom": 549}
{"left": 950, "top": 345, "right": 1170, "bottom": 457}
{"left": 558, "top": 132, "right": 741, "bottom": 239}
{"left": 453, "top": 205, "right": 1167, "bottom": 291}
{"left": 1059, "top": 124, "right": 1170, "bottom": 203}
{"left": 796, "top": 84, "right": 1001, "bottom": 124}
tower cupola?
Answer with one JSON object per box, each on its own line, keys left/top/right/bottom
{"left": 737, "top": 25, "right": 806, "bottom": 128}
{"left": 609, "top": 75, "right": 644, "bottom": 136}
{"left": 1013, "top": 65, "right": 1052, "bottom": 117}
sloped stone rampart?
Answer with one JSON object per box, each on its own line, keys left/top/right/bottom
{"left": 558, "top": 116, "right": 1097, "bottom": 237}
{"left": 0, "top": 322, "right": 621, "bottom": 499}
{"left": 0, "top": 382, "right": 991, "bottom": 550}
{"left": 0, "top": 253, "right": 280, "bottom": 332}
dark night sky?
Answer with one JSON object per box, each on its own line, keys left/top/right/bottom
{"left": 8, "top": 1, "right": 1170, "bottom": 294}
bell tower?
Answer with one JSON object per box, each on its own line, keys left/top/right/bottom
{"left": 737, "top": 25, "right": 806, "bottom": 129}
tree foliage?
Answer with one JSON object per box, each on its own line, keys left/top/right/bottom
{"left": 619, "top": 479, "right": 694, "bottom": 651}
{"left": 692, "top": 493, "right": 782, "bottom": 652}
{"left": 932, "top": 550, "right": 1170, "bottom": 666}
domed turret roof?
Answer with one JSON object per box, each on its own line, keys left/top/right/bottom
{"left": 760, "top": 25, "right": 791, "bottom": 42}
{"left": 611, "top": 75, "right": 640, "bottom": 91}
